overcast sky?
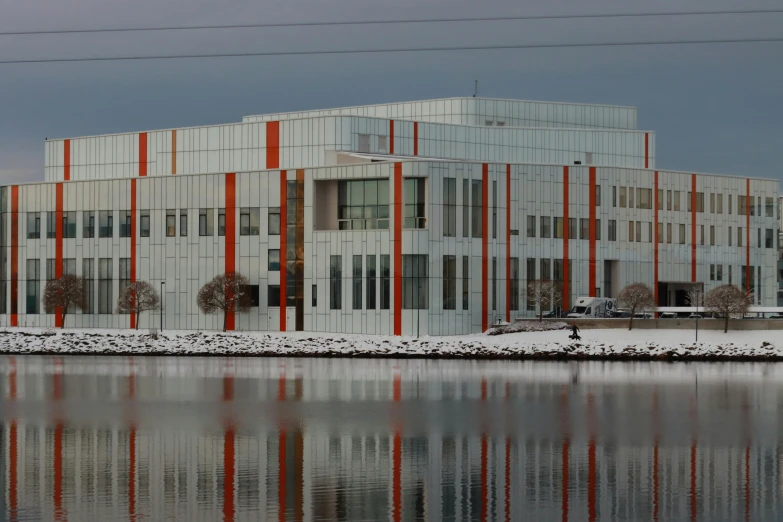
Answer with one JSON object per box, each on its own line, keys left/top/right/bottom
{"left": 1, "top": 0, "right": 781, "bottom": 185}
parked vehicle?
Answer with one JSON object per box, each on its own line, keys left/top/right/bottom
{"left": 659, "top": 312, "right": 677, "bottom": 319}
{"left": 769, "top": 314, "right": 783, "bottom": 319}
{"left": 688, "top": 313, "right": 703, "bottom": 319}
{"left": 566, "top": 297, "right": 617, "bottom": 318}
{"left": 634, "top": 312, "right": 653, "bottom": 319}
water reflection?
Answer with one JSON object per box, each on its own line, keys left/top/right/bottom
{"left": 1, "top": 356, "right": 783, "bottom": 521}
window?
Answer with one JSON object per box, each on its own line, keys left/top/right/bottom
{"left": 166, "top": 210, "right": 176, "bottom": 237}
{"left": 358, "top": 134, "right": 370, "bottom": 153}
{"left": 99, "top": 211, "right": 113, "bottom": 238}
{"left": 667, "top": 223, "right": 672, "bottom": 243}
{"left": 541, "top": 216, "right": 551, "bottom": 238}
{"left": 243, "top": 285, "right": 259, "bottom": 307}
{"left": 728, "top": 226, "right": 733, "bottom": 246}
{"left": 710, "top": 264, "right": 715, "bottom": 281}
{"left": 628, "top": 221, "right": 635, "bottom": 242}
{"left": 729, "top": 194, "right": 732, "bottom": 214}
{"left": 658, "top": 223, "right": 663, "bottom": 244}
{"left": 402, "top": 255, "right": 428, "bottom": 309}
{"left": 138, "top": 210, "right": 150, "bottom": 238}
{"left": 710, "top": 226, "right": 715, "bottom": 246}
{"left": 580, "top": 218, "right": 589, "bottom": 240}
{"left": 239, "top": 207, "right": 259, "bottom": 235}
{"left": 510, "top": 257, "right": 519, "bottom": 311}
{"left": 491, "top": 257, "right": 497, "bottom": 311}
{"left": 338, "top": 179, "right": 390, "bottom": 230}
{"left": 26, "top": 259, "right": 40, "bottom": 314}
{"left": 541, "top": 259, "right": 551, "bottom": 281}
{"left": 471, "top": 180, "right": 482, "bottom": 238}
{"left": 637, "top": 188, "right": 652, "bottom": 209}
{"left": 673, "top": 191, "right": 680, "bottom": 211}
{"left": 585, "top": 152, "right": 593, "bottom": 164}
{"left": 377, "top": 135, "right": 387, "bottom": 152}
{"left": 367, "top": 255, "right": 376, "bottom": 310}
{"left": 381, "top": 255, "right": 390, "bottom": 310}
{"left": 46, "top": 212, "right": 56, "bottom": 239}
{"left": 666, "top": 190, "right": 672, "bottom": 211}
{"left": 62, "top": 212, "right": 76, "bottom": 238}
{"left": 729, "top": 265, "right": 732, "bottom": 285}
{"left": 492, "top": 180, "right": 498, "bottom": 239}
{"left": 199, "top": 208, "right": 214, "bottom": 236}
{"left": 595, "top": 185, "right": 601, "bottom": 206}
{"left": 218, "top": 209, "right": 226, "bottom": 236}
{"left": 83, "top": 258, "right": 95, "bottom": 314}
{"left": 27, "top": 212, "right": 40, "bottom": 239}
{"left": 554, "top": 217, "right": 564, "bottom": 239}
{"left": 443, "top": 255, "right": 456, "bottom": 310}
{"left": 700, "top": 225, "right": 704, "bottom": 246}
{"left": 658, "top": 189, "right": 663, "bottom": 210}
{"left": 596, "top": 219, "right": 601, "bottom": 241}
{"left": 717, "top": 194, "right": 723, "bottom": 214}
{"left": 687, "top": 192, "right": 691, "bottom": 212}
{"left": 462, "top": 179, "right": 469, "bottom": 238}
{"left": 268, "top": 208, "right": 281, "bottom": 235}
{"left": 462, "top": 256, "right": 469, "bottom": 310}
{"left": 739, "top": 196, "right": 746, "bottom": 215}
{"left": 46, "top": 258, "right": 56, "bottom": 283}
{"left": 648, "top": 222, "right": 652, "bottom": 243}
{"left": 568, "top": 218, "right": 577, "bottom": 239}
{"left": 694, "top": 192, "right": 704, "bottom": 213}
{"left": 443, "top": 178, "right": 457, "bottom": 237}
{"left": 119, "top": 258, "right": 131, "bottom": 309}
{"left": 179, "top": 210, "right": 188, "bottom": 237}
{"left": 353, "top": 255, "right": 362, "bottom": 310}
{"left": 608, "top": 220, "right": 617, "bottom": 241}
{"left": 98, "top": 258, "right": 112, "bottom": 314}
{"left": 527, "top": 216, "right": 536, "bottom": 238}
{"left": 83, "top": 211, "right": 95, "bottom": 238}
{"left": 268, "top": 285, "right": 281, "bottom": 307}
{"left": 312, "top": 285, "right": 317, "bottom": 308}
{"left": 63, "top": 258, "right": 75, "bottom": 277}
{"left": 716, "top": 265, "right": 723, "bottom": 281}
{"left": 120, "top": 210, "right": 131, "bottom": 238}
{"left": 766, "top": 229, "right": 774, "bottom": 249}
{"left": 710, "top": 193, "right": 715, "bottom": 213}
{"left": 612, "top": 186, "right": 617, "bottom": 207}
{"left": 679, "top": 224, "right": 686, "bottom": 244}
{"left": 738, "top": 227, "right": 743, "bottom": 247}
{"left": 330, "top": 255, "right": 342, "bottom": 310}
{"left": 757, "top": 228, "right": 761, "bottom": 248}
{"left": 268, "top": 249, "right": 280, "bottom": 271}
{"left": 619, "top": 187, "right": 627, "bottom": 208}
{"left": 404, "top": 178, "right": 427, "bottom": 229}
{"left": 526, "top": 258, "right": 536, "bottom": 311}
{"left": 766, "top": 197, "right": 774, "bottom": 217}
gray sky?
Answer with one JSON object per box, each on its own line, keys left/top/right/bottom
{"left": 1, "top": 0, "right": 781, "bottom": 185}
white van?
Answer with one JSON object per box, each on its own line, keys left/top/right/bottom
{"left": 566, "top": 297, "right": 617, "bottom": 318}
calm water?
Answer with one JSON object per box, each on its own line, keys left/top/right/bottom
{"left": 1, "top": 356, "right": 783, "bottom": 521}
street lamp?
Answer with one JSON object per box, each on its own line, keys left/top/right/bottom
{"left": 160, "top": 281, "right": 165, "bottom": 332}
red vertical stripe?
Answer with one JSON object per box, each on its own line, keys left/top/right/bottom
{"left": 392, "top": 431, "right": 402, "bottom": 522}
{"left": 393, "top": 163, "right": 403, "bottom": 336}
{"left": 691, "top": 175, "right": 697, "bottom": 282}
{"left": 55, "top": 183, "right": 64, "bottom": 327}
{"left": 393, "top": 369, "right": 401, "bottom": 402}
{"left": 267, "top": 121, "right": 280, "bottom": 169}
{"left": 138, "top": 133, "right": 147, "bottom": 177}
{"left": 654, "top": 172, "right": 659, "bottom": 309}
{"left": 645, "top": 133, "right": 649, "bottom": 169}
{"left": 10, "top": 186, "right": 18, "bottom": 326}
{"left": 746, "top": 179, "right": 751, "bottom": 295}
{"left": 413, "top": 122, "right": 418, "bottom": 156}
{"left": 561, "top": 438, "right": 569, "bottom": 522}
{"left": 506, "top": 164, "right": 511, "bottom": 322}
{"left": 389, "top": 120, "right": 395, "bottom": 155}
{"left": 562, "top": 167, "right": 570, "bottom": 311}
{"left": 225, "top": 173, "right": 236, "bottom": 331}
{"left": 63, "top": 140, "right": 71, "bottom": 181}
{"left": 588, "top": 167, "right": 597, "bottom": 297}
{"left": 130, "top": 179, "right": 137, "bottom": 329}
{"left": 224, "top": 429, "right": 236, "bottom": 522}
{"left": 280, "top": 170, "right": 287, "bottom": 332}
{"left": 129, "top": 427, "right": 136, "bottom": 522}
{"left": 481, "top": 164, "right": 489, "bottom": 331}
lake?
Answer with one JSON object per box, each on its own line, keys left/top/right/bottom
{"left": 1, "top": 355, "right": 782, "bottom": 521}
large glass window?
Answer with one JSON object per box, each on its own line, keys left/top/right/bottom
{"left": 179, "top": 210, "right": 188, "bottom": 237}
{"left": 83, "top": 258, "right": 95, "bottom": 314}
{"left": 119, "top": 258, "right": 131, "bottom": 300}
{"left": 27, "top": 212, "right": 40, "bottom": 239}
{"left": 119, "top": 210, "right": 131, "bottom": 238}
{"left": 527, "top": 216, "right": 536, "bottom": 238}
{"left": 717, "top": 194, "right": 723, "bottom": 214}
{"left": 580, "top": 218, "right": 589, "bottom": 240}
{"left": 218, "top": 208, "right": 226, "bottom": 236}
{"left": 380, "top": 255, "right": 390, "bottom": 310}
{"left": 462, "top": 179, "right": 469, "bottom": 238}
{"left": 637, "top": 188, "right": 652, "bottom": 209}
{"left": 353, "top": 255, "right": 362, "bottom": 310}
{"left": 268, "top": 249, "right": 280, "bottom": 271}
{"left": 471, "top": 180, "right": 482, "bottom": 238}
{"left": 268, "top": 208, "right": 281, "bottom": 235}
{"left": 63, "top": 258, "right": 76, "bottom": 276}
{"left": 140, "top": 210, "right": 150, "bottom": 238}
{"left": 83, "top": 211, "right": 95, "bottom": 238}
{"left": 98, "top": 258, "right": 112, "bottom": 314}
{"left": 619, "top": 187, "right": 627, "bottom": 208}
{"left": 673, "top": 191, "right": 681, "bottom": 211}
{"left": 766, "top": 197, "right": 774, "bottom": 217}
{"left": 462, "top": 256, "right": 469, "bottom": 310}
{"left": 367, "top": 255, "right": 376, "bottom": 310}
{"left": 199, "top": 208, "right": 214, "bottom": 236}
{"left": 443, "top": 178, "right": 457, "bottom": 237}
{"left": 239, "top": 208, "right": 260, "bottom": 236}
{"left": 568, "top": 218, "right": 577, "bottom": 239}
{"left": 99, "top": 211, "right": 113, "bottom": 238}
{"left": 403, "top": 255, "right": 428, "bottom": 309}
{"left": 166, "top": 210, "right": 176, "bottom": 237}
{"left": 541, "top": 217, "right": 551, "bottom": 239}
{"left": 608, "top": 220, "right": 617, "bottom": 241}
{"left": 738, "top": 195, "right": 747, "bottom": 215}
{"left": 330, "top": 255, "right": 342, "bottom": 310}
{"left": 63, "top": 212, "right": 76, "bottom": 239}
{"left": 526, "top": 258, "right": 536, "bottom": 311}
{"left": 510, "top": 257, "right": 519, "bottom": 311}
{"left": 679, "top": 224, "right": 686, "bottom": 244}
{"left": 404, "top": 178, "right": 426, "bottom": 229}
{"left": 766, "top": 229, "right": 774, "bottom": 249}
{"left": 443, "top": 255, "right": 456, "bottom": 310}
{"left": 554, "top": 217, "right": 564, "bottom": 239}
{"left": 268, "top": 285, "right": 281, "bottom": 307}
{"left": 338, "top": 179, "right": 390, "bottom": 230}
{"left": 26, "top": 259, "right": 40, "bottom": 314}
{"left": 47, "top": 212, "right": 56, "bottom": 239}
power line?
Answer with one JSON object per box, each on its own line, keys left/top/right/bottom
{"left": 0, "top": 37, "right": 780, "bottom": 65}
{"left": 1, "top": 9, "right": 782, "bottom": 37}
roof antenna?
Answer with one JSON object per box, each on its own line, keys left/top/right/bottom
{"left": 473, "top": 80, "right": 479, "bottom": 98}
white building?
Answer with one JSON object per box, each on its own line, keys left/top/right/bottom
{"left": 0, "top": 97, "right": 778, "bottom": 334}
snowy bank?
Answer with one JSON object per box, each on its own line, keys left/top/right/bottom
{"left": 1, "top": 327, "right": 782, "bottom": 360}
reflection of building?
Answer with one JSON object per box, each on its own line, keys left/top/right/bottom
{"left": 2, "top": 356, "right": 783, "bottom": 520}
{"left": 0, "top": 98, "right": 779, "bottom": 335}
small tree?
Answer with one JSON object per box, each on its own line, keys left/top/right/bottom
{"left": 197, "top": 272, "right": 252, "bottom": 332}
{"left": 617, "top": 283, "right": 655, "bottom": 331}
{"left": 704, "top": 284, "right": 751, "bottom": 333}
{"left": 117, "top": 281, "right": 161, "bottom": 330}
{"left": 43, "top": 275, "right": 86, "bottom": 328}
{"left": 527, "top": 280, "right": 563, "bottom": 322}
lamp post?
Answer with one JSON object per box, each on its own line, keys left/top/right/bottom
{"left": 160, "top": 281, "right": 165, "bottom": 332}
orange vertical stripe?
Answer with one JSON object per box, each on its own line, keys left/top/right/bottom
{"left": 10, "top": 186, "right": 18, "bottom": 326}
{"left": 392, "top": 431, "right": 402, "bottom": 522}
{"left": 225, "top": 173, "right": 236, "bottom": 331}
{"left": 267, "top": 121, "right": 280, "bottom": 169}
{"left": 654, "top": 172, "right": 659, "bottom": 309}
{"left": 280, "top": 170, "right": 287, "bottom": 332}
{"left": 171, "top": 130, "right": 177, "bottom": 175}
{"left": 224, "top": 429, "right": 236, "bottom": 522}
{"left": 130, "top": 179, "right": 137, "bottom": 329}
{"left": 481, "top": 164, "right": 489, "bottom": 332}
{"left": 691, "top": 175, "right": 697, "bottom": 282}
{"left": 278, "top": 371, "right": 286, "bottom": 401}
{"left": 393, "top": 369, "right": 401, "bottom": 402}
{"left": 588, "top": 167, "right": 597, "bottom": 297}
{"left": 389, "top": 120, "right": 395, "bottom": 155}
{"left": 562, "top": 167, "right": 570, "bottom": 311}
{"left": 278, "top": 431, "right": 287, "bottom": 522}
{"left": 54, "top": 422, "right": 64, "bottom": 521}
{"left": 746, "top": 179, "right": 751, "bottom": 295}
{"left": 562, "top": 438, "right": 569, "bottom": 522}
{"left": 393, "top": 163, "right": 403, "bottom": 336}
{"left": 506, "top": 164, "right": 511, "bottom": 322}
{"left": 63, "top": 139, "right": 71, "bottom": 181}
{"left": 138, "top": 133, "right": 147, "bottom": 177}
{"left": 413, "top": 122, "right": 418, "bottom": 156}
{"left": 55, "top": 183, "right": 64, "bottom": 327}
{"left": 129, "top": 427, "right": 136, "bottom": 522}
{"left": 645, "top": 133, "right": 649, "bottom": 169}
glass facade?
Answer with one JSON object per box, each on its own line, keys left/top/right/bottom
{"left": 338, "top": 179, "right": 390, "bottom": 230}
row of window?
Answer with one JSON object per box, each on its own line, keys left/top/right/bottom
{"left": 443, "top": 177, "right": 500, "bottom": 238}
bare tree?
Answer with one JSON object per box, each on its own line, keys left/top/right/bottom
{"left": 117, "top": 280, "right": 161, "bottom": 330}
{"left": 617, "top": 283, "right": 655, "bottom": 331}
{"left": 526, "top": 280, "right": 563, "bottom": 322}
{"left": 685, "top": 287, "right": 705, "bottom": 311}
{"left": 197, "top": 272, "right": 253, "bottom": 332}
{"left": 43, "top": 275, "right": 86, "bottom": 328}
{"left": 704, "top": 284, "right": 751, "bottom": 333}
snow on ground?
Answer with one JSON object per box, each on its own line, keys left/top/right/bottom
{"left": 0, "top": 325, "right": 781, "bottom": 360}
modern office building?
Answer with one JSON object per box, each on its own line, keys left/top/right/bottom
{"left": 0, "top": 97, "right": 778, "bottom": 334}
